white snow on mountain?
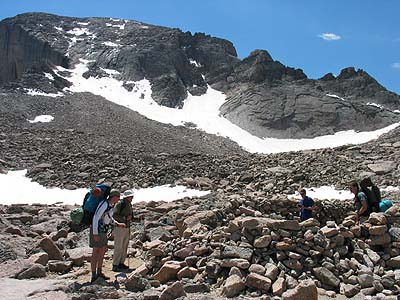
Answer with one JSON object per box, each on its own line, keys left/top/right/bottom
{"left": 367, "top": 102, "right": 383, "bottom": 109}
{"left": 25, "top": 89, "right": 63, "bottom": 97}
{"left": 326, "top": 94, "right": 345, "bottom": 101}
{"left": 67, "top": 27, "right": 92, "bottom": 36}
{"left": 189, "top": 59, "right": 201, "bottom": 67}
{"left": 54, "top": 61, "right": 400, "bottom": 154}
{"left": 103, "top": 41, "right": 120, "bottom": 47}
{"left": 27, "top": 115, "right": 54, "bottom": 123}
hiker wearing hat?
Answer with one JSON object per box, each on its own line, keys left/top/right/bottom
{"left": 112, "top": 189, "right": 134, "bottom": 271}
{"left": 90, "top": 189, "right": 126, "bottom": 283}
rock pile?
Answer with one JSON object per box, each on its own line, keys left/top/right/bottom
{"left": 1, "top": 189, "right": 400, "bottom": 299}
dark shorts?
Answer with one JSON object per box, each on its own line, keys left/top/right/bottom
{"left": 89, "top": 226, "right": 108, "bottom": 248}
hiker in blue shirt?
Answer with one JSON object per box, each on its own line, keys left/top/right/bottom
{"left": 298, "top": 189, "right": 317, "bottom": 221}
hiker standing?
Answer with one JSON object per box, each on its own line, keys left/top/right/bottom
{"left": 90, "top": 189, "right": 125, "bottom": 283}
{"left": 112, "top": 189, "right": 134, "bottom": 272}
{"left": 297, "top": 188, "right": 317, "bottom": 221}
{"left": 349, "top": 180, "right": 371, "bottom": 223}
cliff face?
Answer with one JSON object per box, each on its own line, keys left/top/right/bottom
{"left": 0, "top": 17, "right": 68, "bottom": 83}
{"left": 0, "top": 13, "right": 399, "bottom": 138}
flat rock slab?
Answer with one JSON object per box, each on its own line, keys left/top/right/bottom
{"left": 0, "top": 278, "right": 67, "bottom": 300}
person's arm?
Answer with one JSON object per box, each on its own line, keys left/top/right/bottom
{"left": 355, "top": 193, "right": 368, "bottom": 222}
{"left": 358, "top": 199, "right": 368, "bottom": 216}
{"left": 306, "top": 199, "right": 318, "bottom": 211}
{"left": 109, "top": 207, "right": 126, "bottom": 228}
{"left": 297, "top": 199, "right": 304, "bottom": 210}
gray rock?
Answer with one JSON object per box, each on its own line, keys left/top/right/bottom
{"left": 125, "top": 274, "right": 151, "bottom": 292}
{"left": 38, "top": 237, "right": 63, "bottom": 260}
{"left": 367, "top": 161, "right": 396, "bottom": 174}
{"left": 222, "top": 245, "right": 253, "bottom": 260}
{"left": 358, "top": 273, "right": 374, "bottom": 288}
{"left": 340, "top": 283, "right": 360, "bottom": 298}
{"left": 183, "top": 283, "right": 210, "bottom": 293}
{"left": 245, "top": 272, "right": 272, "bottom": 293}
{"left": 17, "top": 263, "right": 46, "bottom": 279}
{"left": 222, "top": 275, "right": 245, "bottom": 297}
{"left": 281, "top": 279, "right": 318, "bottom": 300}
{"left": 48, "top": 260, "right": 72, "bottom": 273}
{"left": 159, "top": 281, "right": 186, "bottom": 300}
{"left": 313, "top": 267, "right": 340, "bottom": 288}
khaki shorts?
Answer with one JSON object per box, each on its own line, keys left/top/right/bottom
{"left": 89, "top": 226, "right": 108, "bottom": 248}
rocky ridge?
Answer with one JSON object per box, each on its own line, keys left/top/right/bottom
{"left": 0, "top": 12, "right": 399, "bottom": 138}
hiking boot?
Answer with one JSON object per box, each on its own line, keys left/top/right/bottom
{"left": 97, "top": 272, "right": 110, "bottom": 280}
{"left": 118, "top": 263, "right": 129, "bottom": 270}
{"left": 112, "top": 265, "right": 121, "bottom": 272}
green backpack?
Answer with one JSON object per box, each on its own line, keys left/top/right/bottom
{"left": 70, "top": 207, "right": 84, "bottom": 224}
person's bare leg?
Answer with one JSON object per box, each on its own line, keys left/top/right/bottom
{"left": 96, "top": 246, "right": 110, "bottom": 279}
{"left": 90, "top": 247, "right": 100, "bottom": 281}
{"left": 98, "top": 246, "right": 107, "bottom": 268}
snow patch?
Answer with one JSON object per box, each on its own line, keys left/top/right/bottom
{"left": 100, "top": 68, "right": 121, "bottom": 76}
{"left": 25, "top": 89, "right": 63, "bottom": 98}
{"left": 27, "top": 115, "right": 54, "bottom": 123}
{"left": 54, "top": 26, "right": 63, "bottom": 31}
{"left": 0, "top": 170, "right": 209, "bottom": 206}
{"left": 106, "top": 23, "right": 125, "bottom": 30}
{"left": 189, "top": 59, "right": 201, "bottom": 67}
{"left": 44, "top": 73, "right": 54, "bottom": 81}
{"left": 367, "top": 102, "right": 383, "bottom": 109}
{"left": 133, "top": 185, "right": 210, "bottom": 203}
{"left": 326, "top": 94, "right": 345, "bottom": 101}
{"left": 67, "top": 27, "right": 92, "bottom": 36}
{"left": 288, "top": 186, "right": 354, "bottom": 201}
{"left": 103, "top": 41, "right": 120, "bottom": 47}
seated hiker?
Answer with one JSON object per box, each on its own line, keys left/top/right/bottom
{"left": 349, "top": 180, "right": 371, "bottom": 223}
{"left": 297, "top": 188, "right": 317, "bottom": 221}
{"left": 112, "top": 189, "right": 134, "bottom": 272}
{"left": 90, "top": 189, "right": 126, "bottom": 283}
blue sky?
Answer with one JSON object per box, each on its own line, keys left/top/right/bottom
{"left": 1, "top": 1, "right": 399, "bottom": 94}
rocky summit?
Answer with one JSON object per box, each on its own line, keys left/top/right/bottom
{"left": 1, "top": 11, "right": 400, "bottom": 300}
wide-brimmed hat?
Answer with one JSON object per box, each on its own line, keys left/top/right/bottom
{"left": 122, "top": 189, "right": 135, "bottom": 198}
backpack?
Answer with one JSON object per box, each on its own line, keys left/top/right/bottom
{"left": 69, "top": 184, "right": 111, "bottom": 226}
{"left": 70, "top": 207, "right": 84, "bottom": 225}
{"left": 379, "top": 199, "right": 393, "bottom": 212}
{"left": 360, "top": 178, "right": 381, "bottom": 213}
{"left": 80, "top": 183, "right": 111, "bottom": 225}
